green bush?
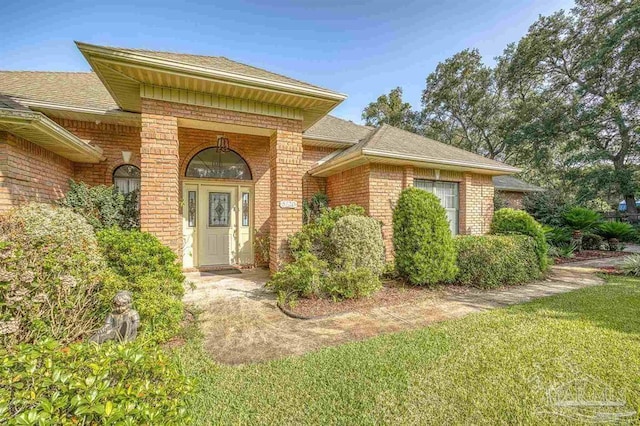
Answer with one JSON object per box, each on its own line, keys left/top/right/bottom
{"left": 289, "top": 205, "right": 365, "bottom": 261}
{"left": 0, "top": 339, "right": 191, "bottom": 425}
{"left": 598, "top": 221, "right": 635, "bottom": 242}
{"left": 454, "top": 236, "right": 542, "bottom": 288}
{"left": 523, "top": 189, "right": 573, "bottom": 227}
{"left": 97, "top": 228, "right": 185, "bottom": 343}
{"left": 542, "top": 226, "right": 572, "bottom": 247}
{"left": 266, "top": 253, "right": 327, "bottom": 299}
{"left": 490, "top": 208, "right": 548, "bottom": 271}
{"left": 302, "top": 192, "right": 329, "bottom": 224}
{"left": 330, "top": 215, "right": 385, "bottom": 275}
{"left": 322, "top": 268, "right": 381, "bottom": 300}
{"left": 563, "top": 207, "right": 602, "bottom": 231}
{"left": 620, "top": 254, "right": 640, "bottom": 277}
{"left": 0, "top": 204, "right": 106, "bottom": 346}
{"left": 59, "top": 180, "right": 139, "bottom": 230}
{"left": 392, "top": 188, "right": 457, "bottom": 285}
{"left": 582, "top": 233, "right": 604, "bottom": 250}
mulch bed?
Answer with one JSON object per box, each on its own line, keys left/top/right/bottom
{"left": 552, "top": 250, "right": 629, "bottom": 265}
{"left": 286, "top": 281, "right": 465, "bottom": 318}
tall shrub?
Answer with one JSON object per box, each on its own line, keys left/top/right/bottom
{"left": 0, "top": 204, "right": 106, "bottom": 346}
{"left": 392, "top": 187, "right": 457, "bottom": 285}
{"left": 490, "top": 208, "right": 548, "bottom": 271}
{"left": 59, "top": 180, "right": 139, "bottom": 230}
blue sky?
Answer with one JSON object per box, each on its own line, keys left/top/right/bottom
{"left": 0, "top": 0, "right": 573, "bottom": 123}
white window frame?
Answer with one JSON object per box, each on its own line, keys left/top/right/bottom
{"left": 414, "top": 179, "right": 459, "bottom": 234}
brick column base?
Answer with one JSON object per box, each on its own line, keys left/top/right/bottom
{"left": 269, "top": 129, "right": 304, "bottom": 271}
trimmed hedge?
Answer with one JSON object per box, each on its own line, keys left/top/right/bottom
{"left": 490, "top": 208, "right": 548, "bottom": 271}
{"left": 392, "top": 188, "right": 457, "bottom": 285}
{"left": 454, "top": 235, "right": 542, "bottom": 288}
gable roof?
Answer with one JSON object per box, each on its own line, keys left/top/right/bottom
{"left": 304, "top": 115, "right": 372, "bottom": 144}
{"left": 115, "top": 47, "right": 330, "bottom": 93}
{"left": 311, "top": 124, "right": 520, "bottom": 176}
{"left": 0, "top": 71, "right": 118, "bottom": 111}
{"left": 76, "top": 42, "right": 346, "bottom": 129}
{"left": 493, "top": 175, "right": 543, "bottom": 192}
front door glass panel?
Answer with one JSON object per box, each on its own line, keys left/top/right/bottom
{"left": 209, "top": 192, "right": 230, "bottom": 227}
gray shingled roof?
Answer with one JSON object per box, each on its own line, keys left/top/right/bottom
{"left": 316, "top": 124, "right": 519, "bottom": 173}
{"left": 0, "top": 71, "right": 118, "bottom": 110}
{"left": 304, "top": 115, "right": 372, "bottom": 143}
{"left": 114, "top": 47, "right": 334, "bottom": 93}
{"left": 493, "top": 175, "right": 544, "bottom": 192}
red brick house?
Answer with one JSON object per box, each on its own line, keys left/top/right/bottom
{"left": 0, "top": 42, "right": 519, "bottom": 271}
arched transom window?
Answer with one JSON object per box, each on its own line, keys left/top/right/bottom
{"left": 113, "top": 164, "right": 141, "bottom": 194}
{"left": 185, "top": 148, "right": 252, "bottom": 180}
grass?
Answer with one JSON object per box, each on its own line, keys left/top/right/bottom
{"left": 174, "top": 275, "right": 640, "bottom": 425}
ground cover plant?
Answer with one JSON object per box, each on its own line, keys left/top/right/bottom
{"left": 177, "top": 275, "right": 640, "bottom": 424}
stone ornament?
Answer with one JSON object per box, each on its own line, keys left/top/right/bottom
{"left": 90, "top": 291, "right": 140, "bottom": 344}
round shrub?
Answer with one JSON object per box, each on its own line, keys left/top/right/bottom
{"left": 392, "top": 187, "right": 457, "bottom": 285}
{"left": 330, "top": 215, "right": 385, "bottom": 275}
{"left": 582, "top": 233, "right": 604, "bottom": 250}
{"left": 97, "top": 228, "right": 185, "bottom": 343}
{"left": 490, "top": 208, "right": 548, "bottom": 271}
{"left": 0, "top": 339, "right": 192, "bottom": 425}
{"left": 0, "top": 204, "right": 106, "bottom": 346}
{"left": 322, "top": 268, "right": 381, "bottom": 300}
{"left": 266, "top": 253, "right": 327, "bottom": 299}
{"left": 289, "top": 204, "right": 365, "bottom": 261}
{"left": 454, "top": 235, "right": 542, "bottom": 289}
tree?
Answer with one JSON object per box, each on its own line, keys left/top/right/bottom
{"left": 421, "top": 49, "right": 518, "bottom": 160}
{"left": 510, "top": 0, "right": 640, "bottom": 214}
{"left": 362, "top": 87, "right": 421, "bottom": 132}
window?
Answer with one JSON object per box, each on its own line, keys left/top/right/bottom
{"left": 414, "top": 179, "right": 459, "bottom": 234}
{"left": 188, "top": 191, "right": 197, "bottom": 227}
{"left": 113, "top": 165, "right": 141, "bottom": 194}
{"left": 241, "top": 192, "right": 250, "bottom": 226}
{"left": 185, "top": 148, "right": 251, "bottom": 180}
{"left": 208, "top": 192, "right": 230, "bottom": 227}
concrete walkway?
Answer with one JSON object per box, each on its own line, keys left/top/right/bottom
{"left": 183, "top": 255, "right": 627, "bottom": 365}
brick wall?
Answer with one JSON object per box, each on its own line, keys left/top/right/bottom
{"left": 53, "top": 119, "right": 141, "bottom": 186}
{"left": 327, "top": 164, "right": 370, "bottom": 211}
{"left": 459, "top": 172, "right": 494, "bottom": 234}
{"left": 302, "top": 146, "right": 333, "bottom": 199}
{"left": 0, "top": 132, "right": 73, "bottom": 212}
{"left": 496, "top": 190, "right": 524, "bottom": 209}
{"left": 368, "top": 164, "right": 404, "bottom": 258}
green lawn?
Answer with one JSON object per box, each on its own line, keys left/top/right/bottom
{"left": 175, "top": 276, "right": 640, "bottom": 425}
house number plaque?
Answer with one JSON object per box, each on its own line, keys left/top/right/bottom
{"left": 279, "top": 200, "right": 298, "bottom": 209}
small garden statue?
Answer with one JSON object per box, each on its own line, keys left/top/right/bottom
{"left": 90, "top": 291, "right": 140, "bottom": 343}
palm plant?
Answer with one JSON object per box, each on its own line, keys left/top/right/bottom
{"left": 598, "top": 221, "right": 635, "bottom": 251}
{"left": 563, "top": 207, "right": 602, "bottom": 231}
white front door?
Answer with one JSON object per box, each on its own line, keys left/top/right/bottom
{"left": 182, "top": 183, "right": 253, "bottom": 268}
{"left": 199, "top": 186, "right": 235, "bottom": 265}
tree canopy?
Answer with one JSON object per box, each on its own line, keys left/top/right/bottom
{"left": 360, "top": 0, "right": 639, "bottom": 211}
